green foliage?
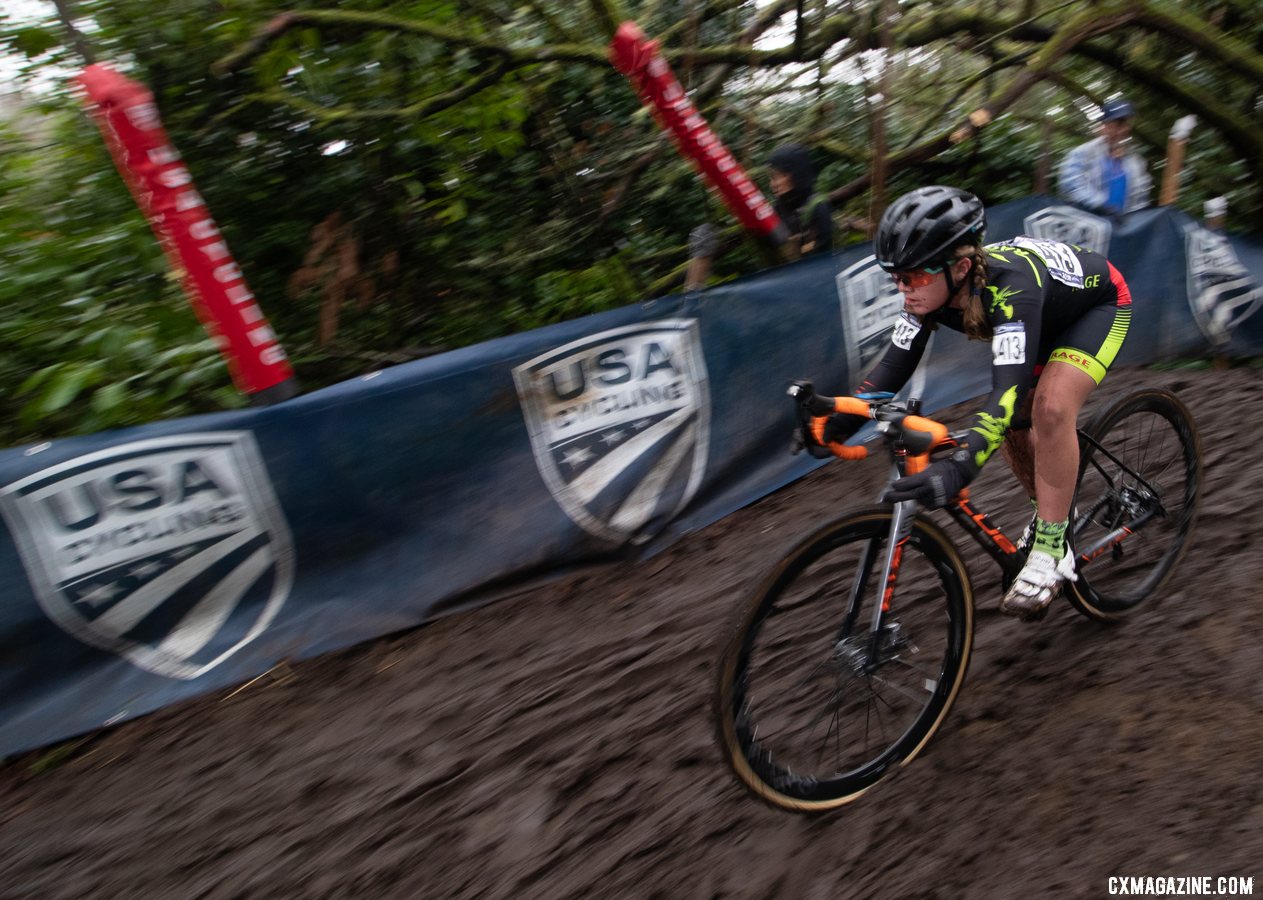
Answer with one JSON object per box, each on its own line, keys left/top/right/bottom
{"left": 0, "top": 0, "right": 1259, "bottom": 451}
{"left": 0, "top": 110, "right": 243, "bottom": 447}
{"left": 516, "top": 254, "right": 643, "bottom": 330}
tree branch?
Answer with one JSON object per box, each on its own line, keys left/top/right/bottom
{"left": 208, "top": 0, "right": 1263, "bottom": 210}
{"left": 51, "top": 0, "right": 96, "bottom": 65}
{"left": 212, "top": 8, "right": 608, "bottom": 77}
{"left": 523, "top": 0, "right": 582, "bottom": 43}
{"left": 826, "top": 5, "right": 1139, "bottom": 206}
{"left": 585, "top": 0, "right": 625, "bottom": 39}
{"left": 254, "top": 59, "right": 513, "bottom": 122}
{"left": 1080, "top": 47, "right": 1263, "bottom": 162}
{"left": 1128, "top": 2, "right": 1263, "bottom": 84}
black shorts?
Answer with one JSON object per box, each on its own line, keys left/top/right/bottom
{"left": 1012, "top": 263, "right": 1133, "bottom": 429}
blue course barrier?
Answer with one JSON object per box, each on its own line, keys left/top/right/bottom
{"left": 2, "top": 197, "right": 1260, "bottom": 757}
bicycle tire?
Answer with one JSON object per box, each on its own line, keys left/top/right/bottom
{"left": 1067, "top": 389, "right": 1202, "bottom": 621}
{"left": 714, "top": 507, "right": 974, "bottom": 812}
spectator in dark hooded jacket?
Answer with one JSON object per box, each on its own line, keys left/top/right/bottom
{"left": 768, "top": 143, "right": 834, "bottom": 257}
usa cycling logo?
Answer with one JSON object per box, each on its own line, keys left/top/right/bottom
{"left": 835, "top": 254, "right": 905, "bottom": 379}
{"left": 0, "top": 432, "right": 294, "bottom": 679}
{"left": 1185, "top": 224, "right": 1262, "bottom": 346}
{"left": 1022, "top": 205, "right": 1111, "bottom": 255}
{"left": 513, "top": 320, "right": 710, "bottom": 544}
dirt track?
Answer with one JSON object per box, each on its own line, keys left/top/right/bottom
{"left": 2, "top": 365, "right": 1261, "bottom": 899}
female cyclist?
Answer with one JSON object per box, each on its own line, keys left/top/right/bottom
{"left": 813, "top": 185, "right": 1133, "bottom": 620}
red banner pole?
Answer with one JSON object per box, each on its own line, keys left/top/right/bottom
{"left": 76, "top": 63, "right": 298, "bottom": 404}
{"left": 608, "top": 21, "right": 787, "bottom": 246}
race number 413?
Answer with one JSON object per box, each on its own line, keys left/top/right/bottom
{"left": 992, "top": 323, "right": 1026, "bottom": 365}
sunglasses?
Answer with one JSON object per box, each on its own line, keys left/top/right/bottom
{"left": 889, "top": 264, "right": 945, "bottom": 289}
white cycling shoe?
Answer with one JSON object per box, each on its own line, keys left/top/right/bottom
{"left": 1001, "top": 550, "right": 1078, "bottom": 621}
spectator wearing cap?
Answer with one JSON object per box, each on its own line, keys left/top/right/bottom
{"left": 1057, "top": 98, "right": 1152, "bottom": 216}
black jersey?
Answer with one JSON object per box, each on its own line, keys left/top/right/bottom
{"left": 860, "top": 237, "right": 1129, "bottom": 479}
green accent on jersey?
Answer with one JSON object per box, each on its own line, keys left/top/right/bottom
{"left": 985, "top": 284, "right": 1020, "bottom": 321}
{"left": 970, "top": 385, "right": 1018, "bottom": 468}
{"left": 992, "top": 244, "right": 1044, "bottom": 287}
{"left": 1013, "top": 248, "right": 1044, "bottom": 286}
{"left": 1098, "top": 307, "right": 1131, "bottom": 367}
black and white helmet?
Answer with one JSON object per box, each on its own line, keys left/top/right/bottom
{"left": 874, "top": 186, "right": 986, "bottom": 271}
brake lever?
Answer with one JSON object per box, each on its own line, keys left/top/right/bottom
{"left": 787, "top": 380, "right": 814, "bottom": 400}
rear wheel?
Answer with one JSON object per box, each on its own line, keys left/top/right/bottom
{"left": 1067, "top": 389, "right": 1202, "bottom": 621}
{"left": 714, "top": 508, "right": 973, "bottom": 812}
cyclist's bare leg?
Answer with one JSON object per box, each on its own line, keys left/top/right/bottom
{"left": 1001, "top": 428, "right": 1037, "bottom": 500}
{"left": 1030, "top": 361, "right": 1099, "bottom": 522}
{"left": 1002, "top": 390, "right": 1037, "bottom": 532}
{"left": 1002, "top": 361, "right": 1101, "bottom": 619}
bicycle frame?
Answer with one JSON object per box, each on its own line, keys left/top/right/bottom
{"left": 943, "top": 491, "right": 1023, "bottom": 583}
{"left": 848, "top": 424, "right": 1161, "bottom": 666}
{"left": 793, "top": 382, "right": 1169, "bottom": 667}
{"left": 1071, "top": 430, "right": 1167, "bottom": 563}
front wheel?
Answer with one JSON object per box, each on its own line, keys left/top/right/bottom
{"left": 714, "top": 508, "right": 974, "bottom": 813}
{"left": 1067, "top": 389, "right": 1202, "bottom": 621}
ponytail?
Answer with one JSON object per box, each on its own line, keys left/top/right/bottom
{"left": 957, "top": 245, "right": 991, "bottom": 341}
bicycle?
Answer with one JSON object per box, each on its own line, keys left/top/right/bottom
{"left": 713, "top": 381, "right": 1202, "bottom": 813}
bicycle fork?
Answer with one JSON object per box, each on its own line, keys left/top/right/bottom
{"left": 837, "top": 499, "right": 918, "bottom": 674}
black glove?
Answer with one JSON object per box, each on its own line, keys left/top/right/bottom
{"left": 883, "top": 458, "right": 971, "bottom": 509}
{"left": 823, "top": 411, "right": 868, "bottom": 445}
{"left": 798, "top": 410, "right": 868, "bottom": 458}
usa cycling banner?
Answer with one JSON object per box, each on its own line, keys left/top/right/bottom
{"left": 1, "top": 199, "right": 1260, "bottom": 757}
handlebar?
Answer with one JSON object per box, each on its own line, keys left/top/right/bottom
{"left": 789, "top": 380, "right": 952, "bottom": 462}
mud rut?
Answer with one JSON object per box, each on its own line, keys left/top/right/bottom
{"left": 2, "top": 366, "right": 1261, "bottom": 900}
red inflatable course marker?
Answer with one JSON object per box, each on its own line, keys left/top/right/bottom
{"left": 608, "top": 22, "right": 787, "bottom": 245}
{"left": 77, "top": 63, "right": 297, "bottom": 403}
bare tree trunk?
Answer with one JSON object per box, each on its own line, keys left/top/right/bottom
{"left": 1035, "top": 112, "right": 1055, "bottom": 194}
{"left": 1159, "top": 137, "right": 1188, "bottom": 205}
{"left": 869, "top": 0, "right": 896, "bottom": 237}
{"left": 51, "top": 0, "right": 96, "bottom": 65}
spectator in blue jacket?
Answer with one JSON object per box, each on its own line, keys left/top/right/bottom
{"left": 1058, "top": 98, "right": 1152, "bottom": 216}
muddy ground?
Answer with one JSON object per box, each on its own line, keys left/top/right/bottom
{"left": 2, "top": 365, "right": 1261, "bottom": 899}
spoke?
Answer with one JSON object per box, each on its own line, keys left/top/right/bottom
{"left": 816, "top": 691, "right": 842, "bottom": 774}
{"left": 868, "top": 689, "right": 888, "bottom": 754}
{"left": 869, "top": 670, "right": 933, "bottom": 705}
{"left": 808, "top": 669, "right": 861, "bottom": 742}
{"left": 863, "top": 693, "right": 879, "bottom": 759}
{"left": 884, "top": 654, "right": 941, "bottom": 688}
{"left": 1073, "top": 401, "right": 1197, "bottom": 608}
{"left": 796, "top": 649, "right": 838, "bottom": 692}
